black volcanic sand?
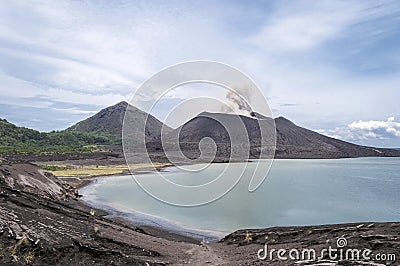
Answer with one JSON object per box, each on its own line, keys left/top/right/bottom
{"left": 0, "top": 159, "right": 399, "bottom": 265}
{"left": 216, "top": 223, "right": 399, "bottom": 265}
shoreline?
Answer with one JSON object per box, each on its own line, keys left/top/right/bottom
{"left": 65, "top": 157, "right": 399, "bottom": 240}
{"left": 47, "top": 155, "right": 397, "bottom": 183}
{"left": 75, "top": 163, "right": 226, "bottom": 242}
{"left": 79, "top": 185, "right": 226, "bottom": 242}
{"left": 69, "top": 163, "right": 221, "bottom": 243}
{"left": 52, "top": 162, "right": 174, "bottom": 189}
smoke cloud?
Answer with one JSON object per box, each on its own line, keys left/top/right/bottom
{"left": 221, "top": 87, "right": 253, "bottom": 116}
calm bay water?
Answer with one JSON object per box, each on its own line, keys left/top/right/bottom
{"left": 80, "top": 157, "right": 400, "bottom": 240}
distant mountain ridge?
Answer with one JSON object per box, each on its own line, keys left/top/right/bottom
{"left": 1, "top": 101, "right": 400, "bottom": 159}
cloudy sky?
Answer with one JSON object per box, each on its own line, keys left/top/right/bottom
{"left": 0, "top": 0, "right": 399, "bottom": 147}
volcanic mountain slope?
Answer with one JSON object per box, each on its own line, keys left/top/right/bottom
{"left": 169, "top": 112, "right": 400, "bottom": 159}
{"left": 160, "top": 112, "right": 275, "bottom": 160}
{"left": 67, "top": 101, "right": 172, "bottom": 144}
{"left": 274, "top": 116, "right": 400, "bottom": 158}
{"left": 173, "top": 112, "right": 274, "bottom": 145}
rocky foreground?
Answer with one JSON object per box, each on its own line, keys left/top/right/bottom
{"left": 0, "top": 159, "right": 399, "bottom": 265}
{"left": 0, "top": 160, "right": 199, "bottom": 265}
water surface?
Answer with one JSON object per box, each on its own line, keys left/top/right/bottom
{"left": 80, "top": 157, "right": 400, "bottom": 240}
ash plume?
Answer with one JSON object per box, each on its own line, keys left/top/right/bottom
{"left": 221, "top": 87, "right": 253, "bottom": 116}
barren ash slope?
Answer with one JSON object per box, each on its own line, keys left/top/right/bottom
{"left": 171, "top": 111, "right": 400, "bottom": 159}
{"left": 0, "top": 159, "right": 207, "bottom": 265}
{"left": 67, "top": 101, "right": 172, "bottom": 144}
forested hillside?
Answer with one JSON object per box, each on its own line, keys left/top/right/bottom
{"left": 0, "top": 119, "right": 111, "bottom": 154}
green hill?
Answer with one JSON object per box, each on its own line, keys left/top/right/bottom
{"left": 0, "top": 118, "right": 111, "bottom": 154}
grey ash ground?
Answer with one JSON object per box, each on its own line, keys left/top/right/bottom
{"left": 0, "top": 160, "right": 199, "bottom": 265}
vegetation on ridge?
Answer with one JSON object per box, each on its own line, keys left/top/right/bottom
{"left": 0, "top": 118, "right": 112, "bottom": 154}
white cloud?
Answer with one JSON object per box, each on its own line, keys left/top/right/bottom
{"left": 43, "top": 88, "right": 128, "bottom": 107}
{"left": 0, "top": 1, "right": 155, "bottom": 94}
{"left": 0, "top": 0, "right": 241, "bottom": 108}
{"left": 51, "top": 107, "right": 97, "bottom": 115}
{"left": 247, "top": 1, "right": 399, "bottom": 53}
{"left": 249, "top": 15, "right": 345, "bottom": 51}
{"left": 349, "top": 118, "right": 400, "bottom": 137}
{"left": 321, "top": 117, "right": 400, "bottom": 142}
{"left": 248, "top": 2, "right": 353, "bottom": 52}
{"left": 0, "top": 72, "right": 127, "bottom": 107}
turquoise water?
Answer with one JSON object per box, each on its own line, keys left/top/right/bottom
{"left": 80, "top": 157, "right": 400, "bottom": 240}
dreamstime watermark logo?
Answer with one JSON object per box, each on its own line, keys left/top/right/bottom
{"left": 257, "top": 237, "right": 396, "bottom": 263}
{"left": 122, "top": 61, "right": 276, "bottom": 206}
{"left": 336, "top": 237, "right": 347, "bottom": 248}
